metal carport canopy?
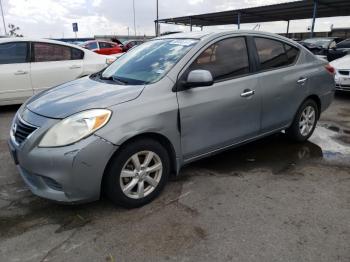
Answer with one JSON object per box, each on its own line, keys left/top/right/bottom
{"left": 156, "top": 0, "right": 350, "bottom": 27}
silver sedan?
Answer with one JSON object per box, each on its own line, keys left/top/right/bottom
{"left": 8, "top": 30, "right": 335, "bottom": 208}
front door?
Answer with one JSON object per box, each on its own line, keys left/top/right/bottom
{"left": 177, "top": 37, "right": 261, "bottom": 160}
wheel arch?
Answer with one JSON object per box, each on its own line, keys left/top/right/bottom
{"left": 100, "top": 132, "right": 179, "bottom": 197}
{"left": 304, "top": 94, "right": 321, "bottom": 119}
{"left": 288, "top": 94, "right": 322, "bottom": 130}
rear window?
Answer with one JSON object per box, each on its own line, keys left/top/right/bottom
{"left": 0, "top": 42, "right": 28, "bottom": 64}
{"left": 254, "top": 37, "right": 299, "bottom": 71}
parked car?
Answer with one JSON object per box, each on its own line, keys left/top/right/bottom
{"left": 0, "top": 38, "right": 116, "bottom": 105}
{"left": 327, "top": 38, "right": 350, "bottom": 62}
{"left": 81, "top": 40, "right": 123, "bottom": 55}
{"left": 299, "top": 37, "right": 343, "bottom": 56}
{"left": 330, "top": 54, "right": 350, "bottom": 92}
{"left": 122, "top": 40, "right": 145, "bottom": 52}
{"left": 8, "top": 31, "right": 335, "bottom": 208}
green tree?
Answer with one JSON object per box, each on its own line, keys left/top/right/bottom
{"left": 8, "top": 23, "right": 23, "bottom": 37}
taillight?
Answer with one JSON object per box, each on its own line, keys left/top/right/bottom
{"left": 325, "top": 64, "right": 335, "bottom": 75}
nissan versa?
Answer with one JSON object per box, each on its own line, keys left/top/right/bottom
{"left": 8, "top": 31, "right": 335, "bottom": 208}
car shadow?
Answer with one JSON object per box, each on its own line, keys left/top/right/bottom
{"left": 183, "top": 132, "right": 323, "bottom": 176}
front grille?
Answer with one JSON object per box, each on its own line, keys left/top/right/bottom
{"left": 336, "top": 84, "right": 350, "bottom": 89}
{"left": 338, "top": 70, "right": 350, "bottom": 76}
{"left": 13, "top": 116, "right": 38, "bottom": 145}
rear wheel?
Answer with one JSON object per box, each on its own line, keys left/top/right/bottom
{"left": 286, "top": 99, "right": 318, "bottom": 142}
{"left": 104, "top": 138, "right": 170, "bottom": 208}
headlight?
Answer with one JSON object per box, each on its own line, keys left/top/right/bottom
{"left": 39, "top": 109, "right": 111, "bottom": 147}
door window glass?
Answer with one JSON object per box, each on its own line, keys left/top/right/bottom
{"left": 34, "top": 43, "right": 71, "bottom": 62}
{"left": 71, "top": 48, "right": 84, "bottom": 60}
{"left": 99, "top": 42, "right": 115, "bottom": 49}
{"left": 254, "top": 37, "right": 299, "bottom": 70}
{"left": 0, "top": 42, "right": 28, "bottom": 64}
{"left": 188, "top": 37, "right": 249, "bottom": 81}
{"left": 254, "top": 37, "right": 288, "bottom": 70}
{"left": 336, "top": 39, "right": 350, "bottom": 48}
{"left": 284, "top": 44, "right": 299, "bottom": 64}
{"left": 85, "top": 42, "right": 98, "bottom": 50}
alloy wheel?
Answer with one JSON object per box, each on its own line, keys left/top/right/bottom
{"left": 299, "top": 106, "right": 316, "bottom": 137}
{"left": 120, "top": 151, "right": 163, "bottom": 199}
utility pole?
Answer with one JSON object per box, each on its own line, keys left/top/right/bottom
{"left": 156, "top": 0, "right": 159, "bottom": 36}
{"left": 133, "top": 0, "right": 136, "bottom": 36}
{"left": 0, "top": 0, "right": 7, "bottom": 35}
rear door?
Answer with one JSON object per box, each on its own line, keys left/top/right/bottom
{"left": 177, "top": 36, "right": 261, "bottom": 160}
{"left": 251, "top": 37, "right": 304, "bottom": 133}
{"left": 30, "top": 42, "right": 84, "bottom": 94}
{"left": 0, "top": 42, "right": 32, "bottom": 104}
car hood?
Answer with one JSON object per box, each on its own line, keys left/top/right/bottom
{"left": 26, "top": 77, "right": 145, "bottom": 119}
{"left": 330, "top": 55, "right": 350, "bottom": 70}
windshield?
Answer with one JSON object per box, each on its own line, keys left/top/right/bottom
{"left": 101, "top": 39, "right": 198, "bottom": 85}
{"left": 303, "top": 38, "right": 332, "bottom": 48}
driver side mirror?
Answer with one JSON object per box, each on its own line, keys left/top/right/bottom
{"left": 184, "top": 70, "right": 213, "bottom": 89}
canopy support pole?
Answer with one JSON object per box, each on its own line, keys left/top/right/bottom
{"left": 237, "top": 12, "right": 241, "bottom": 29}
{"left": 311, "top": 0, "right": 318, "bottom": 37}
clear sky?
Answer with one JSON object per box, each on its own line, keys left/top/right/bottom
{"left": 1, "top": 0, "right": 350, "bottom": 38}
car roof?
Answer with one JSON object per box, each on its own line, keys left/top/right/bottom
{"left": 156, "top": 30, "right": 296, "bottom": 44}
{"left": 303, "top": 37, "right": 338, "bottom": 40}
{"left": 83, "top": 40, "right": 115, "bottom": 44}
{"left": 0, "top": 37, "right": 85, "bottom": 50}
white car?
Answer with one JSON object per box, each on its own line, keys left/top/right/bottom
{"left": 0, "top": 38, "right": 116, "bottom": 105}
{"left": 330, "top": 54, "right": 350, "bottom": 92}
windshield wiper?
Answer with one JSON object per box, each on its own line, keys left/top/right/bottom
{"left": 112, "top": 76, "right": 128, "bottom": 84}
{"left": 99, "top": 75, "right": 127, "bottom": 85}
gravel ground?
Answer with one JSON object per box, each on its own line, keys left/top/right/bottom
{"left": 0, "top": 93, "right": 349, "bottom": 262}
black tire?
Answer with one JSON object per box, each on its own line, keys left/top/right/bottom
{"left": 104, "top": 138, "right": 170, "bottom": 208}
{"left": 286, "top": 99, "right": 319, "bottom": 142}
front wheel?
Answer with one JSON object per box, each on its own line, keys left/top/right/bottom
{"left": 286, "top": 99, "right": 319, "bottom": 142}
{"left": 104, "top": 138, "right": 170, "bottom": 208}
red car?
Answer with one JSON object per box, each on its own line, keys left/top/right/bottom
{"left": 122, "top": 40, "right": 145, "bottom": 52}
{"left": 81, "top": 40, "right": 123, "bottom": 55}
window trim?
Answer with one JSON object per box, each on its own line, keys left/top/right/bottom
{"left": 251, "top": 36, "right": 301, "bottom": 74}
{"left": 0, "top": 41, "right": 30, "bottom": 65}
{"left": 30, "top": 41, "right": 85, "bottom": 62}
{"left": 175, "top": 35, "right": 254, "bottom": 92}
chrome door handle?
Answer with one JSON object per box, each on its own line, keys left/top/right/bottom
{"left": 14, "top": 70, "right": 28, "bottom": 75}
{"left": 297, "top": 77, "right": 308, "bottom": 85}
{"left": 240, "top": 89, "right": 255, "bottom": 98}
{"left": 69, "top": 65, "right": 81, "bottom": 69}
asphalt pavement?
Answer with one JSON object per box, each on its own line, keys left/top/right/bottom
{"left": 0, "top": 93, "right": 349, "bottom": 262}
